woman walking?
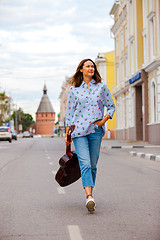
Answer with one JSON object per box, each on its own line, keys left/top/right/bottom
{"left": 65, "top": 59, "right": 115, "bottom": 212}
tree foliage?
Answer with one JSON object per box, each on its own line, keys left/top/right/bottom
{"left": 12, "top": 108, "right": 35, "bottom": 131}
{"left": 0, "top": 91, "right": 9, "bottom": 125}
{"left": 0, "top": 91, "right": 35, "bottom": 130}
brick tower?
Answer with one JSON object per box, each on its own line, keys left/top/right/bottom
{"left": 36, "top": 84, "right": 55, "bottom": 135}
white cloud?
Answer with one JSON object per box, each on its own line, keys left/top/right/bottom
{"left": 0, "top": 0, "right": 114, "bottom": 119}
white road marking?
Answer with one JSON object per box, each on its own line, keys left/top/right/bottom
{"left": 49, "top": 162, "right": 53, "bottom": 165}
{"left": 57, "top": 187, "right": 65, "bottom": 194}
{"left": 68, "top": 225, "right": 83, "bottom": 240}
{"left": 0, "top": 146, "right": 8, "bottom": 149}
{"left": 47, "top": 156, "right": 51, "bottom": 159}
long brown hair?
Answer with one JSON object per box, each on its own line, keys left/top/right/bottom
{"left": 69, "top": 59, "right": 102, "bottom": 87}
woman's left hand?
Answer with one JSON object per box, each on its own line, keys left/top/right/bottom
{"left": 94, "top": 115, "right": 110, "bottom": 127}
{"left": 94, "top": 119, "right": 105, "bottom": 127}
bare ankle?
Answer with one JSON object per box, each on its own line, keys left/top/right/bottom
{"left": 86, "top": 194, "right": 93, "bottom": 199}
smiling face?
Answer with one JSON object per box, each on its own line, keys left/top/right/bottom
{"left": 80, "top": 60, "right": 95, "bottom": 78}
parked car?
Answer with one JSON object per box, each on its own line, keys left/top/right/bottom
{"left": 10, "top": 130, "right": 17, "bottom": 140}
{"left": 0, "top": 126, "right": 12, "bottom": 143}
{"left": 23, "top": 131, "right": 33, "bottom": 138}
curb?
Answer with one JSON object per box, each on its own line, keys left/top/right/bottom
{"left": 101, "top": 145, "right": 160, "bottom": 163}
{"left": 130, "top": 151, "right": 160, "bottom": 162}
{"left": 102, "top": 145, "right": 145, "bottom": 149}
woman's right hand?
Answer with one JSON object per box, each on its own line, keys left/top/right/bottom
{"left": 65, "top": 137, "right": 72, "bottom": 146}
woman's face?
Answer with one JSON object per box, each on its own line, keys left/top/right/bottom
{"left": 80, "top": 60, "right": 95, "bottom": 78}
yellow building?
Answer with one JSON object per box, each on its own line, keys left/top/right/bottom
{"left": 110, "top": 0, "right": 160, "bottom": 144}
{"left": 95, "top": 51, "right": 116, "bottom": 138}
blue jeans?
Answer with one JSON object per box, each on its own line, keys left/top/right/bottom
{"left": 73, "top": 126, "right": 103, "bottom": 188}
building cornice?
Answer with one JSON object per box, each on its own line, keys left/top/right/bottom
{"left": 147, "top": 11, "right": 156, "bottom": 20}
{"left": 129, "top": 35, "right": 134, "bottom": 43}
{"left": 111, "top": 19, "right": 119, "bottom": 35}
{"left": 143, "top": 58, "right": 160, "bottom": 73}
{"left": 95, "top": 57, "right": 106, "bottom": 64}
{"left": 110, "top": 1, "right": 120, "bottom": 16}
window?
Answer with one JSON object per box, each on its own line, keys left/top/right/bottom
{"left": 142, "top": 0, "right": 147, "bottom": 27}
{"left": 125, "top": 55, "right": 128, "bottom": 77}
{"left": 149, "top": 0, "right": 154, "bottom": 12}
{"left": 130, "top": 41, "right": 134, "bottom": 74}
{"left": 116, "top": 64, "right": 119, "bottom": 86}
{"left": 130, "top": 1, "right": 133, "bottom": 36}
{"left": 125, "top": 26, "right": 128, "bottom": 47}
{"left": 116, "top": 38, "right": 119, "bottom": 56}
{"left": 121, "top": 59, "right": 124, "bottom": 81}
{"left": 121, "top": 97, "right": 125, "bottom": 129}
{"left": 151, "top": 81, "right": 156, "bottom": 122}
{"left": 117, "top": 97, "right": 125, "bottom": 129}
{"left": 117, "top": 101, "right": 120, "bottom": 129}
{"left": 126, "top": 95, "right": 129, "bottom": 128}
{"left": 121, "top": 31, "right": 124, "bottom": 51}
{"left": 118, "top": 97, "right": 125, "bottom": 129}
{"left": 150, "top": 17, "right": 155, "bottom": 60}
{"left": 143, "top": 33, "right": 147, "bottom": 64}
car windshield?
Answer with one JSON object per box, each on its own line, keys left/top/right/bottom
{"left": 0, "top": 128, "right": 8, "bottom": 132}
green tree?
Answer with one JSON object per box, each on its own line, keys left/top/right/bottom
{"left": 0, "top": 91, "right": 9, "bottom": 125}
{"left": 12, "top": 108, "right": 35, "bottom": 131}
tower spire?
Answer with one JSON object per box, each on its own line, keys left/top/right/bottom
{"left": 43, "top": 84, "right": 47, "bottom": 95}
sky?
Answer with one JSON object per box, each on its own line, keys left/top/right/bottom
{"left": 0, "top": 0, "right": 114, "bottom": 120}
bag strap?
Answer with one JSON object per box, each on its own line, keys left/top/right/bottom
{"left": 66, "top": 125, "right": 75, "bottom": 155}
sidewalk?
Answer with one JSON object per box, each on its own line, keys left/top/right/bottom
{"left": 101, "top": 139, "right": 160, "bottom": 162}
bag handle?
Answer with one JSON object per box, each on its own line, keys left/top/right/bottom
{"left": 66, "top": 125, "right": 75, "bottom": 155}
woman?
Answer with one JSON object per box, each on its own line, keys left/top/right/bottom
{"left": 65, "top": 59, "right": 115, "bottom": 212}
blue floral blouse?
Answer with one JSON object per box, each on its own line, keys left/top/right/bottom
{"left": 65, "top": 79, "right": 115, "bottom": 138}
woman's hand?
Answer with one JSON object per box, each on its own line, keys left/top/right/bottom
{"left": 65, "top": 137, "right": 72, "bottom": 146}
{"left": 94, "top": 115, "right": 110, "bottom": 127}
{"left": 94, "top": 119, "right": 105, "bottom": 127}
{"left": 65, "top": 126, "right": 72, "bottom": 145}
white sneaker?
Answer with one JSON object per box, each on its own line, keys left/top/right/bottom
{"left": 86, "top": 197, "right": 96, "bottom": 212}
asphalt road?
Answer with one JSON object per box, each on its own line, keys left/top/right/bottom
{"left": 0, "top": 137, "right": 160, "bottom": 240}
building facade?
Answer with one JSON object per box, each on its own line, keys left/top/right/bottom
{"left": 36, "top": 84, "right": 55, "bottom": 135}
{"left": 95, "top": 51, "right": 116, "bottom": 138}
{"left": 59, "top": 77, "right": 70, "bottom": 128}
{"left": 110, "top": 0, "right": 160, "bottom": 144}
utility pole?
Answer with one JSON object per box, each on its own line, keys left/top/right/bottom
{"left": 8, "top": 96, "right": 11, "bottom": 127}
{"left": 15, "top": 104, "right": 17, "bottom": 131}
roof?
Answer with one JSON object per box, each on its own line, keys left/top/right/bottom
{"left": 36, "top": 84, "right": 55, "bottom": 113}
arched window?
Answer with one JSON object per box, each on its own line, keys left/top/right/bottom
{"left": 151, "top": 81, "right": 156, "bottom": 122}
{"left": 116, "top": 100, "right": 120, "bottom": 129}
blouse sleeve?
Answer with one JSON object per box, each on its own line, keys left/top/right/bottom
{"left": 102, "top": 84, "right": 115, "bottom": 119}
{"left": 65, "top": 87, "right": 76, "bottom": 126}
